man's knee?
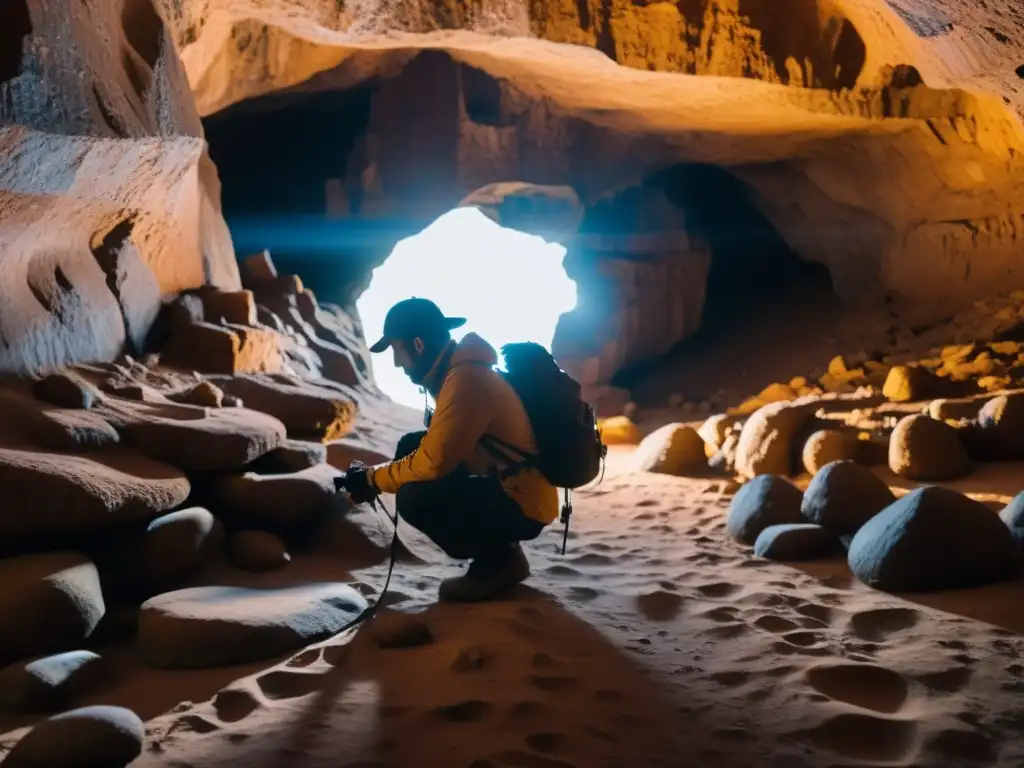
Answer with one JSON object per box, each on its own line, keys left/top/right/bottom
{"left": 395, "top": 482, "right": 432, "bottom": 527}
{"left": 394, "top": 430, "right": 428, "bottom": 461}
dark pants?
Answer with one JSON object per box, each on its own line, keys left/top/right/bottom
{"left": 393, "top": 431, "right": 544, "bottom": 562}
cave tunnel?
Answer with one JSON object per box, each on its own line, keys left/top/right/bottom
{"left": 613, "top": 162, "right": 835, "bottom": 390}
{"left": 203, "top": 86, "right": 419, "bottom": 310}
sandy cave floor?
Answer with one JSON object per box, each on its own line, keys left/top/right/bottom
{"left": 4, "top": 447, "right": 1024, "bottom": 767}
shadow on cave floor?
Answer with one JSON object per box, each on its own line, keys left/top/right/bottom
{"left": 616, "top": 164, "right": 842, "bottom": 410}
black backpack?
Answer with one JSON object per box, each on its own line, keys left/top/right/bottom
{"left": 478, "top": 342, "right": 607, "bottom": 553}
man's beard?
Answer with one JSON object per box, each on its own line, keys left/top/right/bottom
{"left": 404, "top": 349, "right": 437, "bottom": 387}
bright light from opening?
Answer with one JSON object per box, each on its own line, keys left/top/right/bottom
{"left": 356, "top": 207, "right": 577, "bottom": 409}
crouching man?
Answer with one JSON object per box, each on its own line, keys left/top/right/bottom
{"left": 341, "top": 297, "right": 558, "bottom": 603}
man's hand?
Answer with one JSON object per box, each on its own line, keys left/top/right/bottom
{"left": 344, "top": 464, "right": 379, "bottom": 505}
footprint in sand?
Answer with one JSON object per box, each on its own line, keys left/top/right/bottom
{"left": 582, "top": 724, "right": 615, "bottom": 742}
{"left": 696, "top": 582, "right": 741, "bottom": 599}
{"left": 925, "top": 728, "right": 997, "bottom": 763}
{"left": 505, "top": 700, "right": 549, "bottom": 725}
{"left": 172, "top": 714, "right": 220, "bottom": 734}
{"left": 213, "top": 689, "right": 261, "bottom": 723}
{"left": 848, "top": 607, "right": 920, "bottom": 642}
{"left": 567, "top": 586, "right": 600, "bottom": 602}
{"left": 801, "top": 712, "right": 917, "bottom": 763}
{"left": 705, "top": 624, "right": 750, "bottom": 639}
{"left": 709, "top": 670, "right": 751, "bottom": 687}
{"left": 805, "top": 663, "right": 909, "bottom": 713}
{"left": 635, "top": 590, "right": 686, "bottom": 621}
{"left": 781, "top": 630, "right": 828, "bottom": 648}
{"left": 525, "top": 732, "right": 567, "bottom": 754}
{"left": 796, "top": 602, "right": 835, "bottom": 625}
{"left": 528, "top": 675, "right": 581, "bottom": 694}
{"left": 451, "top": 645, "right": 493, "bottom": 672}
{"left": 545, "top": 564, "right": 582, "bottom": 578}
{"left": 432, "top": 700, "right": 492, "bottom": 723}
{"left": 636, "top": 499, "right": 659, "bottom": 507}
{"left": 256, "top": 669, "right": 326, "bottom": 700}
{"left": 754, "top": 615, "right": 801, "bottom": 634}
{"left": 490, "top": 749, "right": 579, "bottom": 768}
{"left": 532, "top": 652, "right": 561, "bottom": 669}
{"left": 698, "top": 605, "right": 741, "bottom": 623}
{"left": 915, "top": 666, "right": 974, "bottom": 693}
{"left": 570, "top": 553, "right": 615, "bottom": 567}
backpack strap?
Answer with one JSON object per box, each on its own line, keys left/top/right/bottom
{"left": 478, "top": 434, "right": 538, "bottom": 481}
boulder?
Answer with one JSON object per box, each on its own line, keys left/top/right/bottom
{"left": 888, "top": 414, "right": 971, "bottom": 481}
{"left": 726, "top": 475, "right": 804, "bottom": 545}
{"left": 0, "top": 448, "right": 189, "bottom": 547}
{"left": 634, "top": 423, "right": 708, "bottom": 475}
{"left": 0, "top": 651, "right": 103, "bottom": 713}
{"left": 251, "top": 439, "right": 328, "bottom": 474}
{"left": 326, "top": 441, "right": 390, "bottom": 469}
{"left": 999, "top": 492, "right": 1024, "bottom": 547}
{"left": 698, "top": 414, "right": 733, "bottom": 451}
{"left": 97, "top": 508, "right": 223, "bottom": 601}
{"left": 2, "top": 705, "right": 144, "bottom": 767}
{"left": 801, "top": 429, "right": 864, "bottom": 475}
{"left": 32, "top": 372, "right": 101, "bottom": 410}
{"left": 160, "top": 320, "right": 283, "bottom": 375}
{"left": 801, "top": 460, "right": 896, "bottom": 534}
{"left": 928, "top": 396, "right": 990, "bottom": 422}
{"left": 122, "top": 407, "right": 286, "bottom": 473}
{"left": 138, "top": 584, "right": 368, "bottom": 668}
{"left": 754, "top": 524, "right": 840, "bottom": 561}
{"left": 227, "top": 530, "right": 291, "bottom": 571}
{"left": 0, "top": 553, "right": 105, "bottom": 666}
{"left": 735, "top": 400, "right": 818, "bottom": 479}
{"left": 708, "top": 432, "right": 739, "bottom": 474}
{"left": 882, "top": 365, "right": 938, "bottom": 403}
{"left": 597, "top": 416, "right": 640, "bottom": 445}
{"left": 975, "top": 393, "right": 1024, "bottom": 460}
{"left": 211, "top": 463, "right": 345, "bottom": 532}
{"left": 848, "top": 486, "right": 1020, "bottom": 592}
{"left": 208, "top": 375, "right": 356, "bottom": 441}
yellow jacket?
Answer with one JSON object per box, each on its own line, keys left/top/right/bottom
{"left": 369, "top": 333, "right": 559, "bottom": 525}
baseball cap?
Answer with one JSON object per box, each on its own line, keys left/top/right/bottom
{"left": 368, "top": 297, "right": 466, "bottom": 354}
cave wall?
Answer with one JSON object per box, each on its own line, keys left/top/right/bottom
{"left": 0, "top": 0, "right": 239, "bottom": 373}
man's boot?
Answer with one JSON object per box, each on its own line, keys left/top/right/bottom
{"left": 438, "top": 544, "right": 530, "bottom": 602}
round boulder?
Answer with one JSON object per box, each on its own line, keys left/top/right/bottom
{"left": 848, "top": 486, "right": 1020, "bottom": 592}
{"left": 735, "top": 400, "right": 818, "bottom": 479}
{"left": 138, "top": 583, "right": 368, "bottom": 668}
{"left": 634, "top": 423, "right": 708, "bottom": 476}
{"left": 0, "top": 553, "right": 105, "bottom": 666}
{"left": 999, "top": 491, "right": 1024, "bottom": 547}
{"left": 2, "top": 705, "right": 144, "bottom": 767}
{"left": 0, "top": 651, "right": 103, "bottom": 713}
{"left": 801, "top": 460, "right": 896, "bottom": 534}
{"left": 802, "top": 430, "right": 863, "bottom": 475}
{"left": 754, "top": 524, "right": 840, "bottom": 561}
{"left": 888, "top": 414, "right": 970, "bottom": 481}
{"left": 100, "top": 508, "right": 223, "bottom": 600}
{"left": 227, "top": 530, "right": 291, "bottom": 572}
{"left": 726, "top": 475, "right": 804, "bottom": 545}
{"left": 976, "top": 393, "right": 1024, "bottom": 460}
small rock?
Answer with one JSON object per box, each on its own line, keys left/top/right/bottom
{"left": 698, "top": 414, "right": 732, "bottom": 451}
{"left": 848, "top": 486, "right": 1020, "bottom": 592}
{"left": 634, "top": 424, "right": 707, "bottom": 476}
{"left": 2, "top": 705, "right": 144, "bottom": 767}
{"left": 138, "top": 584, "right": 368, "bottom": 668}
{"left": 975, "top": 393, "right": 1024, "bottom": 460}
{"left": 166, "top": 380, "right": 224, "bottom": 408}
{"left": 223, "top": 395, "right": 243, "bottom": 407}
{"left": 242, "top": 249, "right": 279, "bottom": 283}
{"left": 0, "top": 651, "right": 104, "bottom": 713}
{"left": 801, "top": 460, "right": 896, "bottom": 534}
{"left": 227, "top": 531, "right": 291, "bottom": 572}
{"left": 726, "top": 475, "right": 804, "bottom": 545}
{"left": 369, "top": 612, "right": 434, "bottom": 649}
{"left": 32, "top": 371, "right": 101, "bottom": 409}
{"left": 888, "top": 414, "right": 970, "bottom": 481}
{"left": 754, "top": 524, "right": 840, "bottom": 561}
{"left": 0, "top": 553, "right": 105, "bottom": 666}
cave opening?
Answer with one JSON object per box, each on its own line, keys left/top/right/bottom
{"left": 614, "top": 162, "right": 836, "bottom": 395}
{"left": 357, "top": 207, "right": 577, "bottom": 408}
{"left": 203, "top": 86, "right": 399, "bottom": 309}
{"left": 0, "top": 0, "right": 32, "bottom": 86}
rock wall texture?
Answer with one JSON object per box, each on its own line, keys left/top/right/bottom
{"left": 0, "top": 0, "right": 240, "bottom": 374}
{"left": 2, "top": 0, "right": 1024, "bottom": 387}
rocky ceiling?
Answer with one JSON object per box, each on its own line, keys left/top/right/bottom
{"left": 1, "top": 0, "right": 1023, "bottom": 391}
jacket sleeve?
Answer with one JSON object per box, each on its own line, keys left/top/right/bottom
{"left": 369, "top": 365, "right": 494, "bottom": 494}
